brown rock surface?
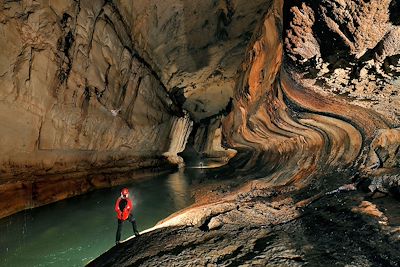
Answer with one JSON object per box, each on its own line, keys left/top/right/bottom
{"left": 284, "top": 0, "right": 400, "bottom": 125}
{"left": 114, "top": 0, "right": 271, "bottom": 121}
{"left": 90, "top": 0, "right": 400, "bottom": 265}
{"left": 89, "top": 180, "right": 400, "bottom": 267}
{"left": 0, "top": 0, "right": 272, "bottom": 218}
{"left": 0, "top": 0, "right": 191, "bottom": 218}
{"left": 1, "top": 0, "right": 400, "bottom": 265}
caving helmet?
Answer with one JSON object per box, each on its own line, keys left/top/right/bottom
{"left": 121, "top": 188, "right": 129, "bottom": 198}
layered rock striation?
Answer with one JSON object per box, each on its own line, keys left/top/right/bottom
{"left": 221, "top": 0, "right": 400, "bottom": 188}
{"left": 91, "top": 0, "right": 400, "bottom": 265}
{"left": 1, "top": 0, "right": 400, "bottom": 264}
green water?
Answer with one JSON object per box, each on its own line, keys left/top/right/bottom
{"left": 0, "top": 168, "right": 205, "bottom": 266}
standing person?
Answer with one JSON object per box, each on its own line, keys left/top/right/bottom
{"left": 115, "top": 188, "right": 140, "bottom": 244}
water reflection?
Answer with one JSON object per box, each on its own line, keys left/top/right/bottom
{"left": 0, "top": 169, "right": 202, "bottom": 267}
{"left": 166, "top": 169, "right": 190, "bottom": 209}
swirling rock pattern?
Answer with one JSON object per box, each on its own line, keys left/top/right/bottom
{"left": 91, "top": 1, "right": 400, "bottom": 265}
{"left": 222, "top": 0, "right": 400, "bottom": 188}
{"left": 1, "top": 3, "right": 400, "bottom": 265}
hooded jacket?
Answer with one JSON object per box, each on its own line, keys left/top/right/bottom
{"left": 115, "top": 197, "right": 133, "bottom": 220}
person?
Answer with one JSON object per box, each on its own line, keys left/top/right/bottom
{"left": 115, "top": 188, "right": 140, "bottom": 244}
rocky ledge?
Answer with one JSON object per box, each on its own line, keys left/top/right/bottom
{"left": 88, "top": 173, "right": 400, "bottom": 266}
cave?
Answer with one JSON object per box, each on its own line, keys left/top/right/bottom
{"left": 0, "top": 0, "right": 400, "bottom": 266}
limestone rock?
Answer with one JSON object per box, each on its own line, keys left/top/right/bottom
{"left": 377, "top": 26, "right": 400, "bottom": 61}
{"left": 284, "top": 0, "right": 400, "bottom": 125}
{"left": 366, "top": 128, "right": 400, "bottom": 170}
{"left": 114, "top": 0, "right": 271, "bottom": 121}
{"left": 2, "top": 2, "right": 400, "bottom": 265}
{"left": 284, "top": 3, "right": 320, "bottom": 61}
{"left": 0, "top": 0, "right": 190, "bottom": 218}
{"left": 89, "top": 182, "right": 400, "bottom": 267}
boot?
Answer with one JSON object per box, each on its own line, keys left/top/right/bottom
{"left": 132, "top": 220, "right": 140, "bottom": 237}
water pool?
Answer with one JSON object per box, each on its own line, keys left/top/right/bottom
{"left": 0, "top": 168, "right": 205, "bottom": 266}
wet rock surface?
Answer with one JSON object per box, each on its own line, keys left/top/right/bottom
{"left": 89, "top": 179, "right": 400, "bottom": 267}
{"left": 0, "top": 0, "right": 270, "bottom": 218}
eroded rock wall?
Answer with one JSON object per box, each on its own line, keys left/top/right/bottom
{"left": 113, "top": 0, "right": 272, "bottom": 121}
{"left": 0, "top": 0, "right": 189, "bottom": 218}
{"left": 1, "top": 0, "right": 399, "bottom": 218}
{"left": 222, "top": 0, "right": 400, "bottom": 187}
{"left": 89, "top": 1, "right": 400, "bottom": 265}
{"left": 284, "top": 0, "right": 400, "bottom": 125}
{"left": 0, "top": 0, "right": 278, "bottom": 218}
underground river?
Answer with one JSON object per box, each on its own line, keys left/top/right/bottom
{"left": 0, "top": 168, "right": 207, "bottom": 267}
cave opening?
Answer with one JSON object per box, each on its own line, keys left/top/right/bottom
{"left": 179, "top": 96, "right": 235, "bottom": 168}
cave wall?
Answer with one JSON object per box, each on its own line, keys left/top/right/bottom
{"left": 0, "top": 0, "right": 191, "bottom": 218}
{"left": 222, "top": 0, "right": 400, "bottom": 186}
{"left": 0, "top": 0, "right": 272, "bottom": 218}
{"left": 284, "top": 0, "right": 400, "bottom": 125}
{"left": 113, "top": 0, "right": 272, "bottom": 121}
{"left": 0, "top": 0, "right": 187, "bottom": 161}
{"left": 110, "top": 0, "right": 274, "bottom": 167}
{"left": 1, "top": 0, "right": 399, "bottom": 218}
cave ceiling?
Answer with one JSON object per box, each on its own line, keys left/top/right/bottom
{"left": 115, "top": 0, "right": 272, "bottom": 121}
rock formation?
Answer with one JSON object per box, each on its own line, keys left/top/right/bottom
{"left": 0, "top": 0, "right": 192, "bottom": 218}
{"left": 0, "top": 0, "right": 275, "bottom": 218}
{"left": 89, "top": 186, "right": 400, "bottom": 266}
{"left": 284, "top": 0, "right": 400, "bottom": 125}
{"left": 90, "top": 0, "right": 400, "bottom": 265}
{"left": 1, "top": 0, "right": 400, "bottom": 265}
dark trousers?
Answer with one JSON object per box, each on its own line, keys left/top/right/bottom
{"left": 116, "top": 214, "right": 139, "bottom": 242}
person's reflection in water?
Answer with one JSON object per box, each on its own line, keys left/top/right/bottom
{"left": 114, "top": 188, "right": 140, "bottom": 244}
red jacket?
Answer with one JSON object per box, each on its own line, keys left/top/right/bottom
{"left": 115, "top": 197, "right": 133, "bottom": 221}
